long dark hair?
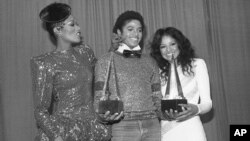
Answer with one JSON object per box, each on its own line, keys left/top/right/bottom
{"left": 150, "top": 27, "right": 195, "bottom": 78}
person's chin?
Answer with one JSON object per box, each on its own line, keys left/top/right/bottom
{"left": 74, "top": 39, "right": 81, "bottom": 43}
{"left": 163, "top": 56, "right": 171, "bottom": 62}
{"left": 71, "top": 40, "right": 81, "bottom": 46}
{"left": 128, "top": 43, "right": 139, "bottom": 48}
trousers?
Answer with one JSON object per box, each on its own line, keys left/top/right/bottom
{"left": 111, "top": 118, "right": 161, "bottom": 141}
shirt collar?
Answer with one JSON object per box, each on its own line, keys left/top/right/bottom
{"left": 116, "top": 43, "right": 141, "bottom": 53}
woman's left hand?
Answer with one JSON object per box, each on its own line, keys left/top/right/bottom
{"left": 174, "top": 103, "right": 199, "bottom": 122}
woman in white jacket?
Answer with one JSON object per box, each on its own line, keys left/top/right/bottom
{"left": 150, "top": 27, "right": 212, "bottom": 141}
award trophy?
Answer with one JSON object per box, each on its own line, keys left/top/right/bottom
{"left": 161, "top": 56, "right": 187, "bottom": 113}
{"left": 98, "top": 52, "right": 124, "bottom": 114}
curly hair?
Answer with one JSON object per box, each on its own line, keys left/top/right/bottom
{"left": 112, "top": 10, "right": 146, "bottom": 48}
{"left": 150, "top": 27, "right": 195, "bottom": 78}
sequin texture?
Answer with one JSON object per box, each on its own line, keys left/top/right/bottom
{"left": 31, "top": 44, "right": 111, "bottom": 141}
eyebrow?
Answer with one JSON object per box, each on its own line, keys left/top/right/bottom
{"left": 160, "top": 42, "right": 176, "bottom": 45}
{"left": 127, "top": 25, "right": 142, "bottom": 28}
{"left": 64, "top": 20, "right": 74, "bottom": 24}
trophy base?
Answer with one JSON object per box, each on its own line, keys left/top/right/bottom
{"left": 161, "top": 99, "right": 187, "bottom": 113}
{"left": 98, "top": 100, "right": 124, "bottom": 114}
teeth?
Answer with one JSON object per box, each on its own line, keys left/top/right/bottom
{"left": 131, "top": 38, "right": 138, "bottom": 41}
{"left": 76, "top": 32, "right": 80, "bottom": 36}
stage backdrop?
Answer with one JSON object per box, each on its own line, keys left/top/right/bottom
{"left": 0, "top": 0, "right": 250, "bottom": 141}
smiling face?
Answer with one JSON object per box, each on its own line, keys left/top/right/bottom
{"left": 56, "top": 15, "right": 82, "bottom": 44}
{"left": 117, "top": 19, "right": 142, "bottom": 49}
{"left": 160, "top": 35, "right": 180, "bottom": 62}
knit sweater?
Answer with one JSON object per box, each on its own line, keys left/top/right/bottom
{"left": 94, "top": 51, "right": 162, "bottom": 120}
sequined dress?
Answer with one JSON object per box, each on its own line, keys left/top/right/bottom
{"left": 30, "top": 44, "right": 111, "bottom": 141}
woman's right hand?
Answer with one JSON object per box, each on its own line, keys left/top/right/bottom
{"left": 163, "top": 109, "right": 178, "bottom": 120}
{"left": 99, "top": 111, "right": 124, "bottom": 123}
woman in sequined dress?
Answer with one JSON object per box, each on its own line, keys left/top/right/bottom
{"left": 30, "top": 3, "right": 111, "bottom": 141}
{"left": 150, "top": 27, "right": 212, "bottom": 141}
